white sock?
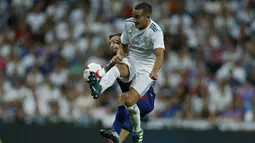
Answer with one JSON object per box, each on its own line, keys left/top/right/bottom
{"left": 127, "top": 104, "right": 142, "bottom": 132}
{"left": 99, "top": 66, "right": 120, "bottom": 93}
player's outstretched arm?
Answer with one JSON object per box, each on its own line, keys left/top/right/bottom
{"left": 112, "top": 43, "right": 128, "bottom": 64}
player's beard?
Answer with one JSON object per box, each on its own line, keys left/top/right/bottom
{"left": 111, "top": 47, "right": 118, "bottom": 55}
{"left": 111, "top": 49, "right": 117, "bottom": 56}
{"left": 135, "top": 22, "right": 139, "bottom": 28}
{"left": 136, "top": 22, "right": 147, "bottom": 30}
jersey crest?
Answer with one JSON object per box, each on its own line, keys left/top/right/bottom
{"left": 143, "top": 36, "right": 148, "bottom": 44}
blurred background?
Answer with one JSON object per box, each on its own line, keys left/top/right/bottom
{"left": 0, "top": 0, "right": 254, "bottom": 143}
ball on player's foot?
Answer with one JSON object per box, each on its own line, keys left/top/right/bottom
{"left": 83, "top": 63, "right": 105, "bottom": 81}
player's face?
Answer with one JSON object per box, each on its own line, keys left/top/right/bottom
{"left": 132, "top": 9, "right": 148, "bottom": 29}
{"left": 109, "top": 35, "right": 120, "bottom": 55}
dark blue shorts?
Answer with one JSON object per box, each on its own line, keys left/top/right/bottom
{"left": 114, "top": 79, "right": 156, "bottom": 133}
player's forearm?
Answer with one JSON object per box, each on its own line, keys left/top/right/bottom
{"left": 151, "top": 48, "right": 164, "bottom": 73}
{"left": 117, "top": 44, "right": 128, "bottom": 56}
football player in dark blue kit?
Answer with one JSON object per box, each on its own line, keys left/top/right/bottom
{"left": 100, "top": 33, "right": 156, "bottom": 143}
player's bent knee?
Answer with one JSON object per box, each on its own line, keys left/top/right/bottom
{"left": 126, "top": 104, "right": 139, "bottom": 115}
{"left": 116, "top": 64, "right": 129, "bottom": 78}
{"left": 125, "top": 88, "right": 140, "bottom": 107}
{"left": 125, "top": 98, "right": 135, "bottom": 107}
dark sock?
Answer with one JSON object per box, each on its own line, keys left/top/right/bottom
{"left": 112, "top": 106, "right": 128, "bottom": 134}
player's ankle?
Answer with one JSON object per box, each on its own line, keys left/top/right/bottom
{"left": 133, "top": 127, "right": 142, "bottom": 132}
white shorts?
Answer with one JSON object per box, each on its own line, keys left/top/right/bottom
{"left": 119, "top": 57, "right": 155, "bottom": 97}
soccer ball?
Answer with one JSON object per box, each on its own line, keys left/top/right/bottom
{"left": 83, "top": 63, "right": 105, "bottom": 81}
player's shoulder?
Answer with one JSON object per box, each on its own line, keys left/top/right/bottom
{"left": 124, "top": 17, "right": 134, "bottom": 23}
{"left": 149, "top": 20, "right": 162, "bottom": 33}
{"left": 123, "top": 17, "right": 135, "bottom": 28}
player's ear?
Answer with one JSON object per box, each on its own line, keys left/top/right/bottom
{"left": 146, "top": 15, "right": 150, "bottom": 23}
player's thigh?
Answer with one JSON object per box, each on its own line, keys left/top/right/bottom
{"left": 108, "top": 139, "right": 114, "bottom": 143}
{"left": 131, "top": 73, "right": 155, "bottom": 98}
{"left": 137, "top": 87, "right": 156, "bottom": 114}
{"left": 120, "top": 129, "right": 130, "bottom": 142}
{"left": 137, "top": 96, "right": 155, "bottom": 117}
{"left": 125, "top": 87, "right": 140, "bottom": 107}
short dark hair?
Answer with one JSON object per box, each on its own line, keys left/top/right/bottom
{"left": 134, "top": 2, "right": 152, "bottom": 14}
{"left": 109, "top": 33, "right": 121, "bottom": 40}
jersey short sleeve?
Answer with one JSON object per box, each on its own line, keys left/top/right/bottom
{"left": 151, "top": 30, "right": 165, "bottom": 50}
{"left": 120, "top": 22, "right": 129, "bottom": 45}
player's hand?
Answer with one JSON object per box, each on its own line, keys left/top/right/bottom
{"left": 149, "top": 72, "right": 158, "bottom": 80}
{"left": 111, "top": 54, "right": 124, "bottom": 64}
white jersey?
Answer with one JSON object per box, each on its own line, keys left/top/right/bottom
{"left": 120, "top": 17, "right": 165, "bottom": 72}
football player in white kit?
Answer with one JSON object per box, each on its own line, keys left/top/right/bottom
{"left": 87, "top": 2, "right": 165, "bottom": 143}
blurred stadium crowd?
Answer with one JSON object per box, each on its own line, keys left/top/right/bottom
{"left": 0, "top": 0, "right": 254, "bottom": 128}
